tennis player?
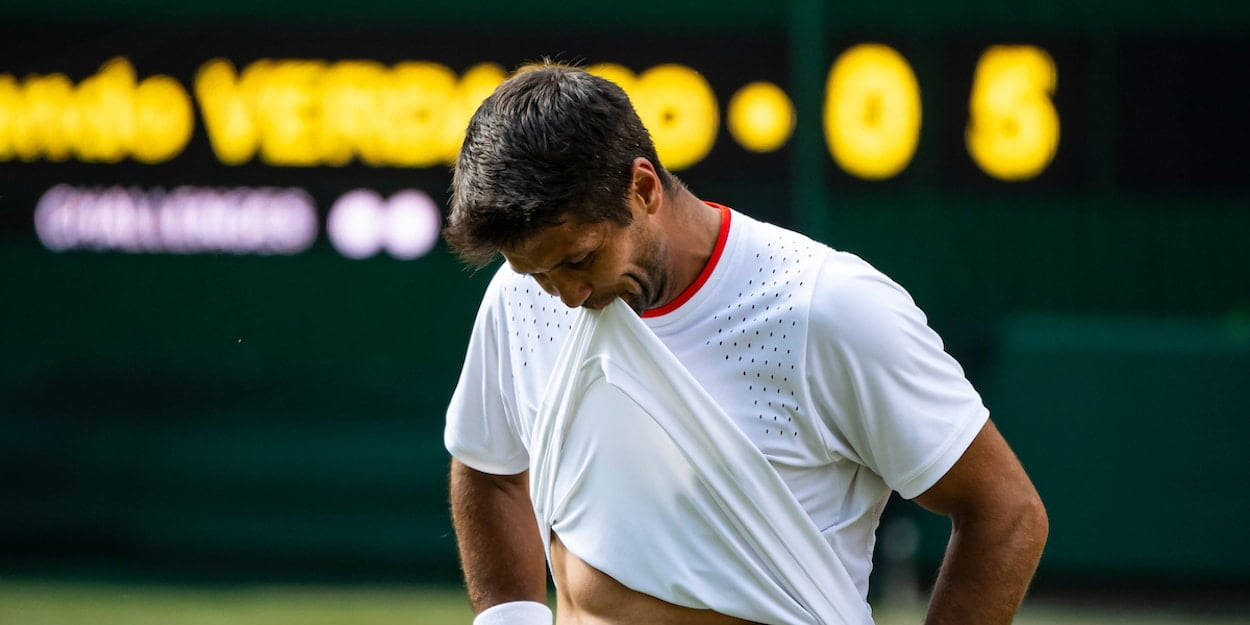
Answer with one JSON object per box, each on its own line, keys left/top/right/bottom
{"left": 443, "top": 63, "right": 1047, "bottom": 625}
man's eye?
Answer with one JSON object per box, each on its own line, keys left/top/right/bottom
{"left": 567, "top": 252, "right": 594, "bottom": 269}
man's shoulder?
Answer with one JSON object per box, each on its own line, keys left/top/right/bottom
{"left": 481, "top": 261, "right": 526, "bottom": 294}
{"left": 478, "top": 261, "right": 558, "bottom": 307}
{"left": 805, "top": 249, "right": 924, "bottom": 359}
{"left": 475, "top": 260, "right": 575, "bottom": 343}
{"left": 722, "top": 213, "right": 919, "bottom": 344}
{"left": 722, "top": 212, "right": 835, "bottom": 293}
{"left": 733, "top": 211, "right": 830, "bottom": 259}
{"left": 726, "top": 212, "right": 904, "bottom": 302}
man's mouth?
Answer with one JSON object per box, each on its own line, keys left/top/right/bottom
{"left": 581, "top": 276, "right": 647, "bottom": 313}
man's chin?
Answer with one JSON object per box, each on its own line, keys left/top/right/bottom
{"left": 583, "top": 293, "right": 644, "bottom": 315}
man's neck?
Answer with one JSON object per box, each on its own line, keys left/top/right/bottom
{"left": 655, "top": 189, "right": 723, "bottom": 309}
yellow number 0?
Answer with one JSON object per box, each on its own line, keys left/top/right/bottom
{"left": 965, "top": 45, "right": 1060, "bottom": 181}
{"left": 823, "top": 44, "right": 921, "bottom": 180}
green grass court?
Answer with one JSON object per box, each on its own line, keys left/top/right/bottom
{"left": 2, "top": 581, "right": 1246, "bottom": 625}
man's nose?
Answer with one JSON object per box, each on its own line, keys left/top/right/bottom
{"left": 549, "top": 273, "right": 593, "bottom": 308}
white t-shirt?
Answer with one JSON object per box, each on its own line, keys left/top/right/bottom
{"left": 445, "top": 205, "right": 988, "bottom": 598}
{"left": 530, "top": 298, "right": 872, "bottom": 625}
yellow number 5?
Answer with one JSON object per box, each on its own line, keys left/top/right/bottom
{"left": 966, "top": 45, "right": 1060, "bottom": 181}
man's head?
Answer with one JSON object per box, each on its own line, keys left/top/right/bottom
{"left": 444, "top": 62, "right": 679, "bottom": 313}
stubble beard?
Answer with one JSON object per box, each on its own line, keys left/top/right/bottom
{"left": 626, "top": 233, "right": 666, "bottom": 315}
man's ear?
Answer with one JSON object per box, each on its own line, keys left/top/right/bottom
{"left": 631, "top": 157, "right": 663, "bottom": 216}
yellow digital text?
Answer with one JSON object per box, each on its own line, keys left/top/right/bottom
{"left": 0, "top": 58, "right": 194, "bottom": 164}
{"left": 965, "top": 45, "right": 1060, "bottom": 181}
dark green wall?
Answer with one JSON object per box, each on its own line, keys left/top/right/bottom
{"left": 1, "top": 243, "right": 491, "bottom": 580}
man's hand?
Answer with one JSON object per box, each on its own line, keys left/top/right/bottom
{"left": 449, "top": 459, "right": 548, "bottom": 613}
{"left": 912, "top": 419, "right": 1049, "bottom": 625}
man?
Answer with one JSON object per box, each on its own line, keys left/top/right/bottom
{"left": 442, "top": 63, "right": 1047, "bottom": 625}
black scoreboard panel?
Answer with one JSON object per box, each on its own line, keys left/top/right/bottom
{"left": 1118, "top": 37, "right": 1250, "bottom": 193}
{"left": 4, "top": 25, "right": 1245, "bottom": 236}
{"left": 0, "top": 24, "right": 793, "bottom": 241}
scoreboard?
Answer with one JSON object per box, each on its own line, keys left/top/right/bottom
{"left": 2, "top": 14, "right": 1247, "bottom": 261}
{"left": 5, "top": 44, "right": 1070, "bottom": 179}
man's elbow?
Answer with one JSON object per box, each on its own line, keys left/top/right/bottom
{"left": 1014, "top": 490, "right": 1049, "bottom": 559}
{"left": 960, "top": 487, "right": 1048, "bottom": 557}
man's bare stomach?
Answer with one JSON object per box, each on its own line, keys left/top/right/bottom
{"left": 549, "top": 533, "right": 759, "bottom": 625}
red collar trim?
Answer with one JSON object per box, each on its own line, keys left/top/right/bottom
{"left": 642, "top": 202, "right": 732, "bottom": 318}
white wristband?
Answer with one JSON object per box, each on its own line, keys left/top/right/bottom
{"left": 472, "top": 600, "right": 552, "bottom": 625}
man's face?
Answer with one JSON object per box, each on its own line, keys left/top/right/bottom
{"left": 500, "top": 205, "right": 666, "bottom": 314}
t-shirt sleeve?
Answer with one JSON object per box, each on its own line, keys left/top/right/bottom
{"left": 806, "top": 254, "right": 988, "bottom": 499}
{"left": 444, "top": 276, "right": 530, "bottom": 475}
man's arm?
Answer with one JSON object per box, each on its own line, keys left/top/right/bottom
{"left": 912, "top": 419, "right": 1049, "bottom": 625}
{"left": 449, "top": 459, "right": 548, "bottom": 613}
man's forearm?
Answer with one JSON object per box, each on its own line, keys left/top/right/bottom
{"left": 923, "top": 498, "right": 1049, "bottom": 625}
{"left": 449, "top": 459, "right": 548, "bottom": 613}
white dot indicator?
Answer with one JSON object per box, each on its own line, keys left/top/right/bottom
{"left": 327, "top": 188, "right": 443, "bottom": 260}
{"left": 327, "top": 189, "right": 385, "bottom": 259}
{"left": 385, "top": 190, "right": 441, "bottom": 259}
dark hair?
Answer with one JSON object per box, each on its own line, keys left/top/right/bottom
{"left": 444, "top": 61, "right": 675, "bottom": 267}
